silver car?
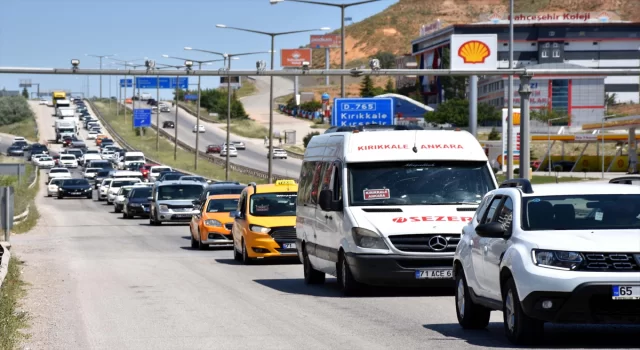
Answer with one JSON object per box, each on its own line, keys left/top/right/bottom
{"left": 148, "top": 180, "right": 206, "bottom": 225}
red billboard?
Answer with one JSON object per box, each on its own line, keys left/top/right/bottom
{"left": 310, "top": 34, "right": 342, "bottom": 48}
{"left": 280, "top": 49, "right": 312, "bottom": 68}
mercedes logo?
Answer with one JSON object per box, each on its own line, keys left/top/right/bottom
{"left": 428, "top": 235, "right": 448, "bottom": 251}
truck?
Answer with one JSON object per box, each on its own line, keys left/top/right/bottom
{"left": 55, "top": 119, "right": 78, "bottom": 143}
{"left": 52, "top": 91, "right": 67, "bottom": 108}
{"left": 56, "top": 106, "right": 76, "bottom": 119}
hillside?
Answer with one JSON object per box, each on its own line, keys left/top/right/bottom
{"left": 309, "top": 0, "right": 640, "bottom": 68}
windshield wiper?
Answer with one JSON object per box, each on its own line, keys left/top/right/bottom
{"left": 421, "top": 202, "right": 479, "bottom": 206}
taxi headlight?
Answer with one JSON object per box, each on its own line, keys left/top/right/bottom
{"left": 352, "top": 227, "right": 389, "bottom": 250}
{"left": 532, "top": 249, "right": 583, "bottom": 270}
{"left": 249, "top": 225, "right": 270, "bottom": 234}
{"left": 159, "top": 205, "right": 169, "bottom": 212}
{"left": 204, "top": 219, "right": 222, "bottom": 227}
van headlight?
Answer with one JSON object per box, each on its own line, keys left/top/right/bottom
{"left": 352, "top": 228, "right": 389, "bottom": 250}
{"left": 532, "top": 249, "right": 583, "bottom": 270}
{"left": 204, "top": 219, "right": 222, "bottom": 227}
{"left": 159, "top": 205, "right": 169, "bottom": 212}
{"left": 249, "top": 225, "right": 270, "bottom": 234}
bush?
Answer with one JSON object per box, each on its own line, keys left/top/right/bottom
{"left": 192, "top": 88, "right": 248, "bottom": 120}
{"left": 0, "top": 96, "right": 34, "bottom": 126}
{"left": 303, "top": 131, "right": 320, "bottom": 148}
{"left": 134, "top": 127, "right": 148, "bottom": 136}
{"left": 488, "top": 127, "right": 501, "bottom": 140}
{"left": 300, "top": 100, "right": 322, "bottom": 113}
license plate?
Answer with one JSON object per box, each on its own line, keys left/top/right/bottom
{"left": 282, "top": 243, "right": 296, "bottom": 249}
{"left": 72, "top": 192, "right": 81, "bottom": 195}
{"left": 612, "top": 285, "right": 640, "bottom": 300}
{"left": 174, "top": 214, "right": 192, "bottom": 218}
{"left": 415, "top": 269, "right": 453, "bottom": 279}
{"left": 143, "top": 207, "right": 149, "bottom": 212}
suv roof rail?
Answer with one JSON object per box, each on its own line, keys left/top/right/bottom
{"left": 500, "top": 179, "right": 534, "bottom": 194}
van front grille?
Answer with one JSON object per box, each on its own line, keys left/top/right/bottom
{"left": 388, "top": 234, "right": 460, "bottom": 253}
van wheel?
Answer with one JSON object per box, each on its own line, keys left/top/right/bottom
{"left": 241, "top": 240, "right": 253, "bottom": 265}
{"left": 190, "top": 234, "right": 198, "bottom": 249}
{"left": 303, "top": 245, "right": 325, "bottom": 284}
{"left": 114, "top": 206, "right": 121, "bottom": 213}
{"left": 337, "top": 251, "right": 361, "bottom": 296}
{"left": 455, "top": 269, "right": 491, "bottom": 329}
{"left": 197, "top": 231, "right": 208, "bottom": 250}
{"left": 502, "top": 278, "right": 544, "bottom": 345}
{"left": 233, "top": 241, "right": 242, "bottom": 261}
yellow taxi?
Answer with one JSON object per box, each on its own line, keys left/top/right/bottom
{"left": 231, "top": 180, "right": 298, "bottom": 264}
{"left": 189, "top": 194, "right": 240, "bottom": 250}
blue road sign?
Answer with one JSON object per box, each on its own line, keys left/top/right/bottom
{"left": 133, "top": 109, "right": 152, "bottom": 128}
{"left": 332, "top": 97, "right": 394, "bottom": 127}
{"left": 119, "top": 79, "right": 133, "bottom": 88}
{"left": 135, "top": 77, "right": 188, "bottom": 89}
{"left": 184, "top": 94, "right": 198, "bottom": 101}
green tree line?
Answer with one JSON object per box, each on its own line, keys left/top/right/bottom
{"left": 174, "top": 88, "right": 248, "bottom": 120}
{"left": 0, "top": 96, "right": 34, "bottom": 126}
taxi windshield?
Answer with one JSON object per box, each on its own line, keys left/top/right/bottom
{"left": 206, "top": 198, "right": 239, "bottom": 213}
{"left": 249, "top": 192, "right": 297, "bottom": 217}
{"left": 348, "top": 161, "right": 495, "bottom": 206}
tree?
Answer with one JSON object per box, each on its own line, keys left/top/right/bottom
{"left": 384, "top": 78, "right": 395, "bottom": 94}
{"left": 424, "top": 99, "right": 500, "bottom": 127}
{"left": 530, "top": 108, "right": 569, "bottom": 125}
{"left": 371, "top": 51, "right": 396, "bottom": 69}
{"left": 303, "top": 131, "right": 320, "bottom": 148}
{"left": 198, "top": 88, "right": 248, "bottom": 120}
{"left": 360, "top": 76, "right": 376, "bottom": 97}
{"left": 440, "top": 47, "right": 467, "bottom": 100}
{"left": 21, "top": 87, "right": 28, "bottom": 99}
{"left": 0, "top": 96, "right": 35, "bottom": 125}
{"left": 300, "top": 100, "right": 322, "bottom": 112}
{"left": 605, "top": 93, "right": 617, "bottom": 108}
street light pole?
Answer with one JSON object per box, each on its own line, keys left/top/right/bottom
{"left": 86, "top": 54, "right": 115, "bottom": 99}
{"left": 226, "top": 57, "right": 232, "bottom": 180}
{"left": 546, "top": 117, "right": 566, "bottom": 176}
{"left": 213, "top": 25, "right": 330, "bottom": 183}
{"left": 270, "top": 0, "right": 381, "bottom": 98}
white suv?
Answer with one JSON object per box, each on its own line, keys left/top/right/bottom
{"left": 453, "top": 179, "right": 640, "bottom": 345}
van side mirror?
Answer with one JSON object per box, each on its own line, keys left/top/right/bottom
{"left": 229, "top": 211, "right": 242, "bottom": 219}
{"left": 147, "top": 196, "right": 154, "bottom": 202}
{"left": 475, "top": 222, "right": 506, "bottom": 238}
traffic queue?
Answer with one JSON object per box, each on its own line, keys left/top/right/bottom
{"left": 31, "top": 97, "right": 640, "bottom": 345}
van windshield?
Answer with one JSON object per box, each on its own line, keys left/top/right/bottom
{"left": 125, "top": 156, "right": 145, "bottom": 162}
{"left": 157, "top": 185, "right": 202, "bottom": 200}
{"left": 250, "top": 193, "right": 297, "bottom": 216}
{"left": 347, "top": 161, "right": 495, "bottom": 206}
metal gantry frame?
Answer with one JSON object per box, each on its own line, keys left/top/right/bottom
{"left": 4, "top": 66, "right": 639, "bottom": 181}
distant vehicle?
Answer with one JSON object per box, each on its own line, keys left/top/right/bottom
{"left": 231, "top": 141, "right": 245, "bottom": 150}
{"left": 206, "top": 145, "right": 221, "bottom": 154}
{"left": 83, "top": 167, "right": 102, "bottom": 179}
{"left": 29, "top": 143, "right": 49, "bottom": 156}
{"left": 160, "top": 105, "right": 170, "bottom": 112}
{"left": 57, "top": 178, "right": 92, "bottom": 199}
{"left": 162, "top": 121, "right": 175, "bottom": 128}
{"left": 267, "top": 148, "right": 288, "bottom": 159}
{"left": 47, "top": 178, "right": 65, "bottom": 197}
{"left": 35, "top": 156, "right": 55, "bottom": 168}
{"left": 193, "top": 125, "right": 205, "bottom": 133}
{"left": 87, "top": 130, "right": 98, "bottom": 140}
{"left": 221, "top": 146, "right": 237, "bottom": 157}
{"left": 122, "top": 186, "right": 153, "bottom": 219}
{"left": 193, "top": 183, "right": 245, "bottom": 207}
{"left": 39, "top": 98, "right": 48, "bottom": 105}
{"left": 148, "top": 180, "right": 206, "bottom": 225}
{"left": 148, "top": 166, "right": 173, "bottom": 182}
{"left": 12, "top": 140, "right": 29, "bottom": 150}
{"left": 7, "top": 145, "right": 25, "bottom": 157}
{"left": 59, "top": 154, "right": 79, "bottom": 168}
{"left": 52, "top": 91, "right": 67, "bottom": 108}
{"left": 47, "top": 167, "right": 72, "bottom": 182}
{"left": 155, "top": 171, "right": 185, "bottom": 183}
{"left": 178, "top": 176, "right": 207, "bottom": 183}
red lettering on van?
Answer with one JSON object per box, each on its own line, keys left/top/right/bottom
{"left": 421, "top": 144, "right": 463, "bottom": 149}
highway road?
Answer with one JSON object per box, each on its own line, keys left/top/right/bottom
{"left": 7, "top": 101, "right": 639, "bottom": 349}
{"left": 127, "top": 101, "right": 303, "bottom": 178}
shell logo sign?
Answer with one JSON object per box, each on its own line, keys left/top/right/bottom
{"left": 458, "top": 41, "right": 491, "bottom": 64}
{"left": 450, "top": 34, "right": 498, "bottom": 71}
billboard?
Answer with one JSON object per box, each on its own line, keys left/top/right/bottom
{"left": 281, "top": 49, "right": 312, "bottom": 68}
{"left": 310, "top": 35, "right": 341, "bottom": 49}
{"left": 220, "top": 76, "right": 241, "bottom": 88}
{"left": 450, "top": 34, "right": 498, "bottom": 71}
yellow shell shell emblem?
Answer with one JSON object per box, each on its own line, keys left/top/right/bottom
{"left": 458, "top": 40, "right": 491, "bottom": 64}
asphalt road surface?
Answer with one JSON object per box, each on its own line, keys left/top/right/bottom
{"left": 7, "top": 100, "right": 639, "bottom": 349}
{"left": 128, "top": 100, "right": 303, "bottom": 178}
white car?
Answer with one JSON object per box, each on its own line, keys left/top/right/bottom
{"left": 220, "top": 146, "right": 237, "bottom": 157}
{"left": 149, "top": 166, "right": 172, "bottom": 182}
{"left": 113, "top": 185, "right": 135, "bottom": 213}
{"left": 101, "top": 150, "right": 117, "bottom": 161}
{"left": 47, "top": 178, "right": 66, "bottom": 197}
{"left": 231, "top": 141, "right": 245, "bottom": 150}
{"left": 31, "top": 153, "right": 47, "bottom": 162}
{"left": 35, "top": 156, "right": 55, "bottom": 168}
{"left": 98, "top": 178, "right": 114, "bottom": 201}
{"left": 47, "top": 168, "right": 72, "bottom": 182}
{"left": 83, "top": 167, "right": 102, "bottom": 179}
{"left": 107, "top": 178, "right": 142, "bottom": 204}
{"left": 81, "top": 153, "right": 102, "bottom": 167}
{"left": 453, "top": 179, "right": 640, "bottom": 345}
{"left": 58, "top": 154, "right": 79, "bottom": 168}
{"left": 267, "top": 148, "right": 288, "bottom": 159}
{"left": 192, "top": 124, "right": 205, "bottom": 133}
{"left": 160, "top": 104, "right": 170, "bottom": 112}
{"left": 39, "top": 98, "right": 48, "bottom": 105}
{"left": 87, "top": 130, "right": 98, "bottom": 140}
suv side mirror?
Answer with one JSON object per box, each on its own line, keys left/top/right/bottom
{"left": 229, "top": 211, "right": 242, "bottom": 219}
{"left": 192, "top": 200, "right": 200, "bottom": 206}
{"left": 475, "top": 222, "right": 506, "bottom": 238}
{"left": 147, "top": 196, "right": 154, "bottom": 202}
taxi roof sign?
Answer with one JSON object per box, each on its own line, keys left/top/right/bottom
{"left": 275, "top": 179, "right": 296, "bottom": 186}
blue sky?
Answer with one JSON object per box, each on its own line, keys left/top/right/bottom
{"left": 0, "top": 0, "right": 398, "bottom": 99}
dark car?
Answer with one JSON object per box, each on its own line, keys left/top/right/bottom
{"left": 30, "top": 143, "right": 49, "bottom": 156}
{"left": 126, "top": 162, "right": 145, "bottom": 172}
{"left": 546, "top": 161, "right": 576, "bottom": 172}
{"left": 57, "top": 178, "right": 93, "bottom": 199}
{"left": 162, "top": 121, "right": 175, "bottom": 128}
{"left": 100, "top": 140, "right": 115, "bottom": 149}
{"left": 93, "top": 169, "right": 113, "bottom": 188}
{"left": 87, "top": 160, "right": 114, "bottom": 171}
{"left": 7, "top": 145, "right": 25, "bottom": 157}
{"left": 194, "top": 183, "right": 245, "bottom": 206}
{"left": 62, "top": 136, "right": 78, "bottom": 147}
{"left": 51, "top": 153, "right": 61, "bottom": 166}
{"left": 206, "top": 144, "right": 221, "bottom": 154}
{"left": 122, "top": 186, "right": 153, "bottom": 219}
{"left": 12, "top": 140, "right": 29, "bottom": 150}
{"left": 71, "top": 140, "right": 87, "bottom": 149}
{"left": 156, "top": 171, "right": 185, "bottom": 182}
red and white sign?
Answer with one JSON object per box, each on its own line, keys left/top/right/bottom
{"left": 310, "top": 35, "right": 341, "bottom": 49}
{"left": 392, "top": 216, "right": 473, "bottom": 223}
{"left": 356, "top": 144, "right": 464, "bottom": 151}
{"left": 281, "top": 49, "right": 312, "bottom": 68}
{"left": 419, "top": 20, "right": 442, "bottom": 37}
{"left": 483, "top": 11, "right": 620, "bottom": 24}
{"left": 363, "top": 189, "right": 390, "bottom": 200}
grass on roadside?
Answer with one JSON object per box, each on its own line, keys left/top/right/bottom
{"left": 0, "top": 117, "right": 38, "bottom": 142}
{"left": 0, "top": 158, "right": 40, "bottom": 234}
{"left": 496, "top": 174, "right": 598, "bottom": 184}
{"left": 94, "top": 102, "right": 265, "bottom": 184}
{"left": 281, "top": 145, "right": 305, "bottom": 154}
{"left": 224, "top": 80, "right": 257, "bottom": 99}
{"left": 222, "top": 119, "right": 269, "bottom": 139}
{"left": 0, "top": 257, "right": 29, "bottom": 350}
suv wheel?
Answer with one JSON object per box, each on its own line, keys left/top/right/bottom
{"left": 197, "top": 231, "right": 208, "bottom": 250}
{"left": 233, "top": 241, "right": 242, "bottom": 261}
{"left": 303, "top": 245, "right": 325, "bottom": 285}
{"left": 241, "top": 239, "right": 253, "bottom": 265}
{"left": 337, "top": 251, "right": 361, "bottom": 296}
{"left": 502, "top": 278, "right": 544, "bottom": 345}
{"left": 455, "top": 269, "right": 491, "bottom": 329}
{"left": 190, "top": 234, "right": 198, "bottom": 249}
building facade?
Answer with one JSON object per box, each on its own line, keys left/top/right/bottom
{"left": 411, "top": 13, "right": 640, "bottom": 126}
{"left": 394, "top": 54, "right": 418, "bottom": 90}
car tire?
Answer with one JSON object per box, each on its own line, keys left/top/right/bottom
{"left": 114, "top": 206, "right": 121, "bottom": 213}
{"left": 241, "top": 239, "right": 253, "bottom": 265}
{"left": 191, "top": 234, "right": 198, "bottom": 249}
{"left": 502, "top": 278, "right": 544, "bottom": 345}
{"left": 86, "top": 194, "right": 92, "bottom": 199}
{"left": 122, "top": 211, "right": 130, "bottom": 219}
{"left": 303, "top": 245, "right": 325, "bottom": 285}
{"left": 455, "top": 269, "right": 491, "bottom": 329}
{"left": 47, "top": 194, "right": 51, "bottom": 197}
{"left": 198, "top": 231, "right": 208, "bottom": 250}
{"left": 233, "top": 241, "right": 242, "bottom": 261}
{"left": 337, "top": 251, "right": 361, "bottom": 296}
{"left": 57, "top": 195, "right": 63, "bottom": 199}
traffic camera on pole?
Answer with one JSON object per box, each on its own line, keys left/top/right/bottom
{"left": 256, "top": 60, "right": 267, "bottom": 74}
{"left": 71, "top": 59, "right": 80, "bottom": 72}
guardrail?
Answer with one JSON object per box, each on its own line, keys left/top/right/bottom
{"left": 87, "top": 99, "right": 294, "bottom": 182}
{"left": 0, "top": 242, "right": 10, "bottom": 289}
{"left": 13, "top": 164, "right": 37, "bottom": 225}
